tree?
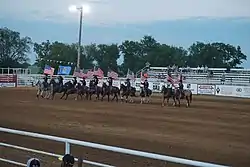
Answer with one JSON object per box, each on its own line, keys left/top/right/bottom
{"left": 34, "top": 41, "right": 96, "bottom": 73}
{"left": 119, "top": 40, "right": 143, "bottom": 73}
{"left": 187, "top": 42, "right": 247, "bottom": 68}
{"left": 94, "top": 44, "right": 120, "bottom": 74}
{"left": 0, "top": 27, "right": 32, "bottom": 68}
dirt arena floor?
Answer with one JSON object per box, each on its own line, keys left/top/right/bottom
{"left": 0, "top": 88, "right": 250, "bottom": 167}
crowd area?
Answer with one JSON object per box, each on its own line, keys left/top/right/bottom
{"left": 25, "top": 154, "right": 75, "bottom": 167}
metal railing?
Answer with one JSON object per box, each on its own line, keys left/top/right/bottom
{"left": 0, "top": 127, "right": 229, "bottom": 167}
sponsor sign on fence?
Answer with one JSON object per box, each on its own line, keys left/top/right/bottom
{"left": 215, "top": 85, "right": 250, "bottom": 98}
{"left": 184, "top": 83, "right": 198, "bottom": 94}
{"left": 198, "top": 85, "right": 215, "bottom": 95}
{"left": 0, "top": 75, "right": 17, "bottom": 88}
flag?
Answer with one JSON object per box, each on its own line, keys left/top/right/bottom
{"left": 57, "top": 66, "right": 71, "bottom": 75}
{"left": 167, "top": 74, "right": 177, "bottom": 88}
{"left": 140, "top": 71, "right": 148, "bottom": 81}
{"left": 107, "top": 70, "right": 118, "bottom": 79}
{"left": 126, "top": 69, "right": 135, "bottom": 80}
{"left": 86, "top": 70, "right": 94, "bottom": 78}
{"left": 43, "top": 65, "right": 54, "bottom": 75}
{"left": 93, "top": 68, "right": 104, "bottom": 78}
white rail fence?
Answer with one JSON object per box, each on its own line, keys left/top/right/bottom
{"left": 0, "top": 127, "right": 229, "bottom": 167}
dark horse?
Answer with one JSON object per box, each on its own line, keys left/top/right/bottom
{"left": 120, "top": 84, "right": 136, "bottom": 103}
{"left": 101, "top": 82, "right": 120, "bottom": 102}
{"left": 173, "top": 88, "right": 193, "bottom": 107}
{"left": 87, "top": 80, "right": 102, "bottom": 100}
{"left": 161, "top": 85, "right": 175, "bottom": 107}
{"left": 75, "top": 83, "right": 89, "bottom": 100}
{"left": 139, "top": 87, "right": 152, "bottom": 104}
{"left": 60, "top": 81, "right": 77, "bottom": 100}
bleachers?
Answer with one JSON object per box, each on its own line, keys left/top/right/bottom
{"left": 148, "top": 67, "right": 250, "bottom": 86}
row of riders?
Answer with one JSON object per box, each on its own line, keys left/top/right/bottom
{"left": 37, "top": 74, "right": 192, "bottom": 107}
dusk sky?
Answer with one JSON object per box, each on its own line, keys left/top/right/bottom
{"left": 1, "top": 0, "right": 250, "bottom": 68}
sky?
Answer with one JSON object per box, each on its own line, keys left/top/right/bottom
{"left": 0, "top": 0, "right": 250, "bottom": 68}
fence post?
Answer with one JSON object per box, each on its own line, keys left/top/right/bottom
{"left": 65, "top": 142, "right": 70, "bottom": 154}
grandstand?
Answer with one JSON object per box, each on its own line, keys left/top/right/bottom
{"left": 1, "top": 67, "right": 250, "bottom": 86}
{"left": 147, "top": 67, "right": 250, "bottom": 86}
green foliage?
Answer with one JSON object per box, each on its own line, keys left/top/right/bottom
{"left": 1, "top": 27, "right": 247, "bottom": 74}
{"left": 0, "top": 27, "right": 32, "bottom": 68}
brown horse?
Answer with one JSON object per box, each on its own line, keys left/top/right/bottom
{"left": 161, "top": 85, "right": 175, "bottom": 107}
{"left": 173, "top": 88, "right": 192, "bottom": 107}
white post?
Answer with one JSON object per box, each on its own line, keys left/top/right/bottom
{"left": 65, "top": 142, "right": 70, "bottom": 154}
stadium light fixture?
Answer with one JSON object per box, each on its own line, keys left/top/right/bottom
{"left": 68, "top": 4, "right": 91, "bottom": 69}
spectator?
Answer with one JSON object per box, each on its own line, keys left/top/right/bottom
{"left": 61, "top": 154, "right": 75, "bottom": 167}
{"left": 27, "top": 158, "right": 40, "bottom": 167}
{"left": 221, "top": 73, "right": 225, "bottom": 84}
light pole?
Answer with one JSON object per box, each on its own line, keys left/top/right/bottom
{"left": 69, "top": 4, "right": 90, "bottom": 69}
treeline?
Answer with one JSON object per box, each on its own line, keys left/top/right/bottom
{"left": 0, "top": 27, "right": 247, "bottom": 75}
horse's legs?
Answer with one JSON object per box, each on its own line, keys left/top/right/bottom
{"left": 65, "top": 93, "right": 69, "bottom": 100}
{"left": 186, "top": 96, "right": 190, "bottom": 107}
{"left": 52, "top": 91, "right": 56, "bottom": 100}
{"left": 173, "top": 96, "right": 176, "bottom": 106}
{"left": 36, "top": 89, "right": 41, "bottom": 98}
{"left": 162, "top": 96, "right": 165, "bottom": 107}
{"left": 60, "top": 91, "right": 66, "bottom": 99}
{"left": 107, "top": 94, "right": 110, "bottom": 102}
{"left": 177, "top": 97, "right": 181, "bottom": 107}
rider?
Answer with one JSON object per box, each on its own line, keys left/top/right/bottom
{"left": 144, "top": 79, "right": 149, "bottom": 93}
{"left": 93, "top": 75, "right": 99, "bottom": 92}
{"left": 58, "top": 76, "right": 64, "bottom": 92}
{"left": 80, "top": 77, "right": 86, "bottom": 87}
{"left": 72, "top": 77, "right": 77, "bottom": 88}
{"left": 125, "top": 78, "right": 131, "bottom": 92}
{"left": 43, "top": 74, "right": 49, "bottom": 89}
{"left": 179, "top": 79, "right": 184, "bottom": 98}
{"left": 107, "top": 76, "right": 113, "bottom": 91}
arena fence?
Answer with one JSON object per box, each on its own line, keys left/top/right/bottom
{"left": 0, "top": 127, "right": 229, "bottom": 167}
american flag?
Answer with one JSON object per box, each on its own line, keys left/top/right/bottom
{"left": 43, "top": 65, "right": 54, "bottom": 75}
{"left": 93, "top": 68, "right": 104, "bottom": 78}
{"left": 107, "top": 70, "right": 118, "bottom": 79}
{"left": 73, "top": 68, "right": 82, "bottom": 78}
{"left": 126, "top": 69, "right": 135, "bottom": 81}
{"left": 86, "top": 70, "right": 94, "bottom": 78}
{"left": 167, "top": 74, "right": 177, "bottom": 88}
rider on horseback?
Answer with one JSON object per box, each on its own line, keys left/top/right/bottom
{"left": 144, "top": 79, "right": 149, "bottom": 94}
{"left": 178, "top": 80, "right": 184, "bottom": 98}
{"left": 80, "top": 77, "right": 86, "bottom": 87}
{"left": 107, "top": 77, "right": 113, "bottom": 91}
{"left": 125, "top": 78, "right": 131, "bottom": 92}
{"left": 58, "top": 76, "right": 64, "bottom": 92}
{"left": 93, "top": 75, "right": 99, "bottom": 92}
{"left": 43, "top": 74, "right": 49, "bottom": 89}
{"left": 72, "top": 77, "right": 77, "bottom": 88}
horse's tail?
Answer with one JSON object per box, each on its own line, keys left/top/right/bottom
{"left": 190, "top": 92, "right": 192, "bottom": 103}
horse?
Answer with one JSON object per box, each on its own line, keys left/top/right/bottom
{"left": 161, "top": 85, "right": 175, "bottom": 107}
{"left": 101, "top": 82, "right": 120, "bottom": 102}
{"left": 60, "top": 81, "right": 77, "bottom": 100}
{"left": 139, "top": 87, "right": 152, "bottom": 104}
{"left": 86, "top": 80, "right": 102, "bottom": 100}
{"left": 47, "top": 79, "right": 68, "bottom": 100}
{"left": 173, "top": 88, "right": 192, "bottom": 107}
{"left": 120, "top": 84, "right": 136, "bottom": 103}
{"left": 75, "top": 83, "right": 89, "bottom": 100}
{"left": 36, "top": 79, "right": 49, "bottom": 99}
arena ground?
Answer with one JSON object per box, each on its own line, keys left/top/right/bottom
{"left": 0, "top": 88, "right": 250, "bottom": 167}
